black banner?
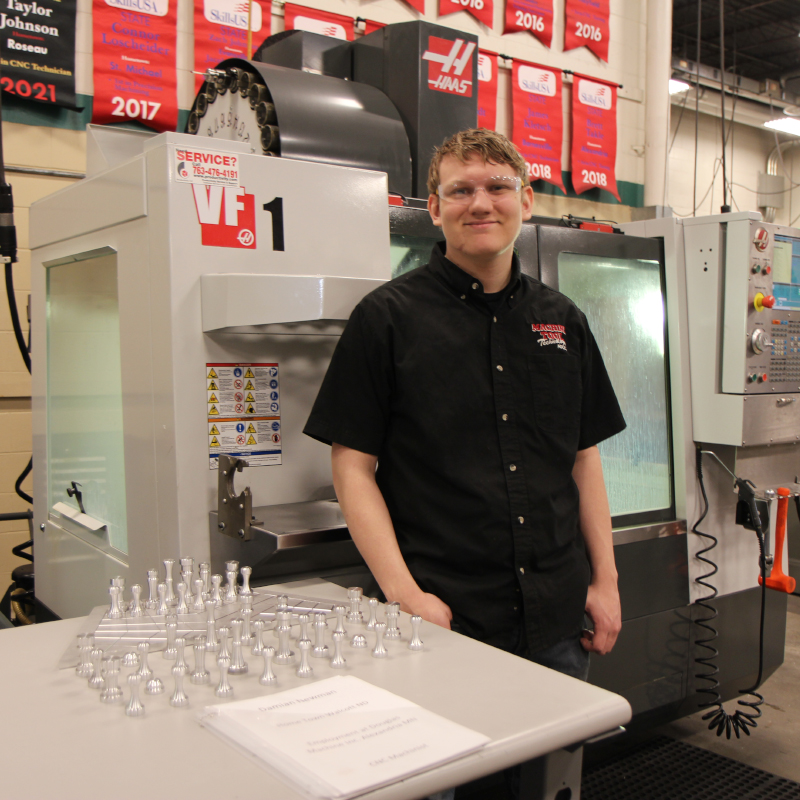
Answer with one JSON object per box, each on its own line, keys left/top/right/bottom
{"left": 0, "top": 0, "right": 77, "bottom": 108}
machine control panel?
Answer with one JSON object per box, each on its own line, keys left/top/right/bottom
{"left": 742, "top": 223, "right": 800, "bottom": 393}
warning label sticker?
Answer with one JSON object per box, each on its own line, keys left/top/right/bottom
{"left": 207, "top": 363, "right": 281, "bottom": 469}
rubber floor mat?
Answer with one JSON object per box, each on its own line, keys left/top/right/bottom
{"left": 582, "top": 735, "right": 800, "bottom": 800}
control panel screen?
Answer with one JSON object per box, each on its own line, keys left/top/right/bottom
{"left": 773, "top": 234, "right": 800, "bottom": 309}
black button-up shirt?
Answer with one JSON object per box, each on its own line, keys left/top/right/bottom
{"left": 304, "top": 243, "right": 626, "bottom": 653}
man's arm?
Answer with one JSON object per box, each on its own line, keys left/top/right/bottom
{"left": 331, "top": 443, "right": 453, "bottom": 628}
{"left": 572, "top": 445, "right": 621, "bottom": 655}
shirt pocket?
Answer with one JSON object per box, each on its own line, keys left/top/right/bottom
{"left": 527, "top": 353, "right": 582, "bottom": 436}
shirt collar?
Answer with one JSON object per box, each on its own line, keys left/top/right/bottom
{"left": 427, "top": 242, "right": 523, "bottom": 306}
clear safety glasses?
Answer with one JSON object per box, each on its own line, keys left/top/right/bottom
{"left": 437, "top": 176, "right": 523, "bottom": 204}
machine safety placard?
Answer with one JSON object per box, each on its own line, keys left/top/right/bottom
{"left": 207, "top": 363, "right": 281, "bottom": 469}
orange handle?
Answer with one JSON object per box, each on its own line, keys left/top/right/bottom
{"left": 759, "top": 488, "right": 797, "bottom": 594}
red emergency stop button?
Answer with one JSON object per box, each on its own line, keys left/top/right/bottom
{"left": 754, "top": 292, "right": 776, "bottom": 311}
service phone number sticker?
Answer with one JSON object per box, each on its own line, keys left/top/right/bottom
{"left": 207, "top": 363, "right": 282, "bottom": 469}
{"left": 176, "top": 147, "right": 239, "bottom": 187}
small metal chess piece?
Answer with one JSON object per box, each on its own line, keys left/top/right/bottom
{"left": 100, "top": 658, "right": 123, "bottom": 704}
{"left": 107, "top": 585, "right": 124, "bottom": 619}
{"left": 228, "top": 619, "right": 249, "bottom": 675}
{"left": 88, "top": 647, "right": 105, "bottom": 690}
{"left": 252, "top": 620, "right": 265, "bottom": 655}
{"left": 260, "top": 645, "right": 277, "bottom": 685}
{"left": 164, "top": 620, "right": 178, "bottom": 660}
{"left": 210, "top": 574, "right": 223, "bottom": 606}
{"left": 408, "top": 615, "right": 424, "bottom": 651}
{"left": 346, "top": 587, "right": 364, "bottom": 624}
{"left": 169, "top": 664, "right": 189, "bottom": 707}
{"left": 296, "top": 639, "right": 314, "bottom": 678}
{"left": 330, "top": 632, "right": 347, "bottom": 669}
{"left": 125, "top": 674, "right": 145, "bottom": 717}
{"left": 366, "top": 597, "right": 379, "bottom": 631}
{"left": 145, "top": 569, "right": 159, "bottom": 609}
{"left": 385, "top": 602, "right": 401, "bottom": 639}
{"left": 137, "top": 641, "right": 153, "bottom": 679}
{"left": 156, "top": 583, "right": 169, "bottom": 616}
{"left": 191, "top": 637, "right": 210, "bottom": 685}
{"left": 128, "top": 585, "right": 144, "bottom": 617}
{"left": 333, "top": 605, "right": 347, "bottom": 637}
{"left": 239, "top": 566, "right": 253, "bottom": 596}
{"left": 312, "top": 613, "right": 329, "bottom": 659}
{"left": 192, "top": 579, "right": 206, "bottom": 612}
{"left": 75, "top": 635, "right": 93, "bottom": 677}
{"left": 163, "top": 558, "right": 176, "bottom": 605}
{"left": 351, "top": 633, "right": 368, "bottom": 648}
{"left": 215, "top": 656, "right": 234, "bottom": 698}
{"left": 372, "top": 622, "right": 388, "bottom": 659}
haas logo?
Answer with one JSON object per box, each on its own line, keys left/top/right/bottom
{"left": 422, "top": 37, "right": 475, "bottom": 97}
{"left": 753, "top": 227, "right": 770, "bottom": 252}
{"left": 192, "top": 185, "right": 257, "bottom": 249}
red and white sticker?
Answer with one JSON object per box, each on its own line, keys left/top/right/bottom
{"left": 176, "top": 147, "right": 239, "bottom": 187}
{"left": 192, "top": 184, "right": 256, "bottom": 249}
{"left": 422, "top": 36, "right": 475, "bottom": 97}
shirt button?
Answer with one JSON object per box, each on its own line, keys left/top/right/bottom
{"left": 460, "top": 294, "right": 466, "bottom": 300}
{"left": 513, "top": 606, "right": 519, "bottom": 611}
{"left": 509, "top": 464, "right": 517, "bottom": 472}
{"left": 502, "top": 413, "right": 508, "bottom": 421}
{"left": 519, "top": 567, "right": 525, "bottom": 575}
{"left": 518, "top": 516, "right": 524, "bottom": 524}
{"left": 493, "top": 316, "right": 497, "bottom": 323}
{"left": 472, "top": 282, "right": 479, "bottom": 290}
{"left": 496, "top": 365, "right": 503, "bottom": 372}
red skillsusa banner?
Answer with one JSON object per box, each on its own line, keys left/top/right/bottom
{"left": 503, "top": 0, "right": 553, "bottom": 49}
{"left": 284, "top": 4, "right": 353, "bottom": 40}
{"left": 439, "top": 0, "right": 493, "bottom": 30}
{"left": 92, "top": 0, "right": 178, "bottom": 132}
{"left": 194, "top": 0, "right": 272, "bottom": 93}
{"left": 564, "top": 0, "right": 609, "bottom": 62}
{"left": 571, "top": 75, "right": 619, "bottom": 200}
{"left": 477, "top": 51, "right": 498, "bottom": 131}
{"left": 511, "top": 61, "right": 564, "bottom": 193}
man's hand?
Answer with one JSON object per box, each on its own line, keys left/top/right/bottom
{"left": 581, "top": 580, "right": 621, "bottom": 655}
{"left": 396, "top": 592, "right": 453, "bottom": 630}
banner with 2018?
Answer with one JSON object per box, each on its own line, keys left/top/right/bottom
{"left": 0, "top": 0, "right": 78, "bottom": 108}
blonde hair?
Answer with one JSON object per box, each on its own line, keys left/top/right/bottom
{"left": 427, "top": 128, "right": 530, "bottom": 196}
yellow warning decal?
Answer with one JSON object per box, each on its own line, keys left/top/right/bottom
{"left": 246, "top": 435, "right": 257, "bottom": 445}
{"left": 208, "top": 380, "right": 218, "bottom": 391}
{"left": 245, "top": 392, "right": 255, "bottom": 402}
{"left": 209, "top": 424, "right": 220, "bottom": 435}
{"left": 246, "top": 423, "right": 256, "bottom": 434}
{"left": 244, "top": 368, "right": 255, "bottom": 378}
{"left": 246, "top": 404, "right": 255, "bottom": 414}
{"left": 209, "top": 405, "right": 220, "bottom": 416}
{"left": 245, "top": 380, "right": 255, "bottom": 390}
{"left": 210, "top": 436, "right": 220, "bottom": 447}
{"left": 207, "top": 368, "right": 218, "bottom": 379}
{"left": 208, "top": 393, "right": 218, "bottom": 403}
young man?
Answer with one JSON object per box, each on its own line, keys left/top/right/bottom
{"left": 304, "top": 129, "right": 626, "bottom": 679}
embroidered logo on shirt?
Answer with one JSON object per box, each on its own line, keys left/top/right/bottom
{"left": 531, "top": 324, "right": 567, "bottom": 351}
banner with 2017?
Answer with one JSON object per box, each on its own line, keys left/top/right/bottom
{"left": 0, "top": 0, "right": 78, "bottom": 108}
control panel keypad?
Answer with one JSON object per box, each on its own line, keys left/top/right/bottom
{"left": 770, "top": 320, "right": 800, "bottom": 385}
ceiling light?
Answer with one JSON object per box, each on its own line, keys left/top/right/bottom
{"left": 669, "top": 79, "right": 691, "bottom": 94}
{"left": 764, "top": 118, "right": 800, "bottom": 137}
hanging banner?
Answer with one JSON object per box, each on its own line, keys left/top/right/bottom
{"left": 477, "top": 51, "right": 497, "bottom": 131}
{"left": 503, "top": 0, "right": 553, "bottom": 49}
{"left": 571, "top": 75, "right": 619, "bottom": 200}
{"left": 284, "top": 4, "right": 354, "bottom": 40}
{"left": 91, "top": 0, "right": 178, "bottom": 132}
{"left": 0, "top": 0, "right": 78, "bottom": 108}
{"left": 194, "top": 0, "right": 272, "bottom": 93}
{"left": 438, "top": 0, "right": 493, "bottom": 30}
{"left": 511, "top": 61, "right": 564, "bottom": 193}
{"left": 401, "top": 0, "right": 425, "bottom": 12}
{"left": 564, "top": 0, "right": 609, "bottom": 62}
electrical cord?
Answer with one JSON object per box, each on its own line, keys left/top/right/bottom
{"left": 693, "top": 448, "right": 767, "bottom": 738}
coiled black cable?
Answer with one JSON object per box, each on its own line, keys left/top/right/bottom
{"left": 693, "top": 447, "right": 767, "bottom": 738}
